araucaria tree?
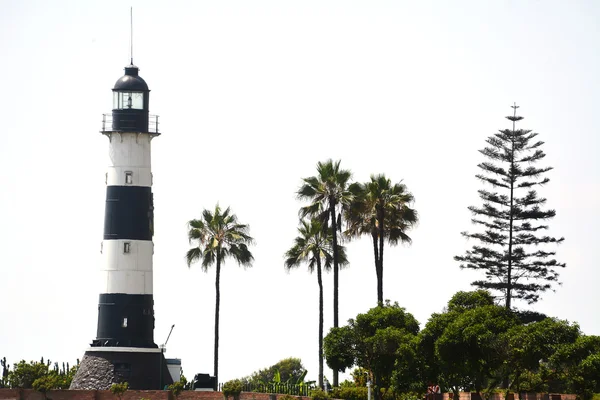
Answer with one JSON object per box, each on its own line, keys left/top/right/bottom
{"left": 297, "top": 159, "right": 352, "bottom": 386}
{"left": 455, "top": 104, "right": 565, "bottom": 308}
{"left": 186, "top": 205, "right": 254, "bottom": 389}
{"left": 284, "top": 219, "right": 348, "bottom": 389}
{"left": 346, "top": 174, "right": 418, "bottom": 305}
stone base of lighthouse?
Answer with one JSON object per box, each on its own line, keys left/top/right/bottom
{"left": 70, "top": 348, "right": 173, "bottom": 390}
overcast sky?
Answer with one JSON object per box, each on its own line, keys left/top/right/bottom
{"left": 1, "top": 0, "right": 599, "bottom": 387}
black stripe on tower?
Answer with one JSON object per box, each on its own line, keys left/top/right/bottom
{"left": 94, "top": 294, "right": 157, "bottom": 348}
{"left": 104, "top": 186, "right": 154, "bottom": 240}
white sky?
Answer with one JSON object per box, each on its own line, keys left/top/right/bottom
{"left": 1, "top": 0, "right": 599, "bottom": 387}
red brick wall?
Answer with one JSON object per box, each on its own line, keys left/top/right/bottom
{"left": 0, "top": 390, "right": 577, "bottom": 400}
{"left": 0, "top": 390, "right": 306, "bottom": 400}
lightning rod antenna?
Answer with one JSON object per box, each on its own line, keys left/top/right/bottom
{"left": 130, "top": 7, "right": 133, "bottom": 65}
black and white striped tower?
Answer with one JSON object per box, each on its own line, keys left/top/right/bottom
{"left": 71, "top": 63, "right": 173, "bottom": 390}
{"left": 97, "top": 63, "right": 156, "bottom": 349}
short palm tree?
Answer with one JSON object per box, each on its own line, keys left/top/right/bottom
{"left": 346, "top": 174, "right": 418, "bottom": 305}
{"left": 285, "top": 219, "right": 348, "bottom": 390}
{"left": 186, "top": 204, "right": 254, "bottom": 390}
{"left": 297, "top": 159, "right": 352, "bottom": 386}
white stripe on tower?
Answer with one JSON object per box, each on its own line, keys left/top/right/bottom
{"left": 102, "top": 132, "right": 153, "bottom": 296}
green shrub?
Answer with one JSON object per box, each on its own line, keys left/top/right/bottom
{"left": 110, "top": 382, "right": 129, "bottom": 400}
{"left": 169, "top": 381, "right": 185, "bottom": 398}
{"left": 223, "top": 379, "right": 244, "bottom": 400}
{"left": 330, "top": 386, "right": 367, "bottom": 400}
{"left": 310, "top": 389, "right": 329, "bottom": 400}
{"left": 279, "top": 395, "right": 299, "bottom": 400}
{"left": 32, "top": 374, "right": 60, "bottom": 397}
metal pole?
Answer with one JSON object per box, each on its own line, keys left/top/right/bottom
{"left": 367, "top": 380, "right": 371, "bottom": 400}
{"left": 159, "top": 346, "right": 163, "bottom": 390}
{"left": 159, "top": 325, "right": 175, "bottom": 390}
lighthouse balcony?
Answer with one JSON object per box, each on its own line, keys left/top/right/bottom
{"left": 102, "top": 113, "right": 160, "bottom": 135}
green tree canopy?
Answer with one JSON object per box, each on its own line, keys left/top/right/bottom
{"left": 503, "top": 318, "right": 580, "bottom": 393}
{"left": 436, "top": 304, "right": 517, "bottom": 393}
{"left": 324, "top": 302, "right": 420, "bottom": 400}
{"left": 245, "top": 358, "right": 308, "bottom": 385}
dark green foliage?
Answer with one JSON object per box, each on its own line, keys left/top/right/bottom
{"left": 8, "top": 361, "right": 50, "bottom": 389}
{"left": 455, "top": 105, "right": 565, "bottom": 308}
{"left": 222, "top": 379, "right": 243, "bottom": 400}
{"left": 446, "top": 290, "right": 494, "bottom": 312}
{"left": 244, "top": 358, "right": 308, "bottom": 385}
{"left": 503, "top": 318, "right": 580, "bottom": 393}
{"left": 345, "top": 174, "right": 418, "bottom": 305}
{"left": 169, "top": 380, "right": 186, "bottom": 398}
{"left": 418, "top": 291, "right": 515, "bottom": 397}
{"left": 310, "top": 388, "right": 330, "bottom": 400}
{"left": 435, "top": 304, "right": 517, "bottom": 393}
{"left": 0, "top": 357, "right": 9, "bottom": 388}
{"left": 417, "top": 290, "right": 598, "bottom": 400}
{"left": 4, "top": 359, "right": 77, "bottom": 390}
{"left": 323, "top": 302, "right": 420, "bottom": 400}
{"left": 547, "top": 335, "right": 600, "bottom": 399}
{"left": 187, "top": 204, "right": 254, "bottom": 390}
{"left": 32, "top": 374, "right": 61, "bottom": 398}
{"left": 330, "top": 385, "right": 368, "bottom": 400}
{"left": 110, "top": 382, "right": 129, "bottom": 400}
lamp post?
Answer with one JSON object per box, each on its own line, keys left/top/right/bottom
{"left": 367, "top": 380, "right": 371, "bottom": 400}
{"left": 159, "top": 324, "right": 175, "bottom": 390}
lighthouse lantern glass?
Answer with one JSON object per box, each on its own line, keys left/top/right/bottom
{"left": 113, "top": 91, "right": 144, "bottom": 110}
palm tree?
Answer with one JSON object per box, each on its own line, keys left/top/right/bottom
{"left": 284, "top": 219, "right": 348, "bottom": 390}
{"left": 297, "top": 159, "right": 352, "bottom": 387}
{"left": 186, "top": 204, "right": 254, "bottom": 390}
{"left": 346, "top": 174, "right": 418, "bottom": 305}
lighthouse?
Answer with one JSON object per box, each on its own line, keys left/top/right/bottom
{"left": 70, "top": 62, "right": 173, "bottom": 390}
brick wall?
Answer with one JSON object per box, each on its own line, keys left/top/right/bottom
{"left": 0, "top": 390, "right": 304, "bottom": 400}
{"left": 0, "top": 390, "right": 577, "bottom": 400}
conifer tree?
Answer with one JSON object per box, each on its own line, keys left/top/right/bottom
{"left": 455, "top": 104, "right": 565, "bottom": 309}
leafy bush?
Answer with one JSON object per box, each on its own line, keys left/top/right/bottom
{"left": 169, "top": 381, "right": 185, "bottom": 398}
{"left": 310, "top": 389, "right": 329, "bottom": 400}
{"left": 223, "top": 379, "right": 244, "bottom": 400}
{"left": 330, "top": 386, "right": 367, "bottom": 400}
{"left": 110, "top": 382, "right": 129, "bottom": 400}
{"left": 8, "top": 361, "right": 49, "bottom": 388}
{"left": 32, "top": 374, "right": 60, "bottom": 394}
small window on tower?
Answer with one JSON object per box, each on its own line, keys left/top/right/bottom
{"left": 122, "top": 317, "right": 128, "bottom": 328}
{"left": 124, "top": 242, "right": 131, "bottom": 253}
{"left": 125, "top": 171, "right": 133, "bottom": 184}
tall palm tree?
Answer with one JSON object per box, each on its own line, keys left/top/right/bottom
{"left": 186, "top": 204, "right": 254, "bottom": 390}
{"left": 297, "top": 159, "right": 352, "bottom": 387}
{"left": 284, "top": 219, "right": 348, "bottom": 390}
{"left": 346, "top": 174, "right": 418, "bottom": 305}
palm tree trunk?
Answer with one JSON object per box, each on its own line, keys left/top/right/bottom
{"left": 329, "top": 198, "right": 339, "bottom": 387}
{"left": 317, "top": 257, "right": 324, "bottom": 390}
{"left": 372, "top": 232, "right": 380, "bottom": 305}
{"left": 377, "top": 205, "right": 385, "bottom": 305}
{"left": 214, "top": 252, "right": 221, "bottom": 390}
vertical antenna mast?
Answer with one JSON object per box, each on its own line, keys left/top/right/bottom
{"left": 130, "top": 7, "right": 133, "bottom": 65}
